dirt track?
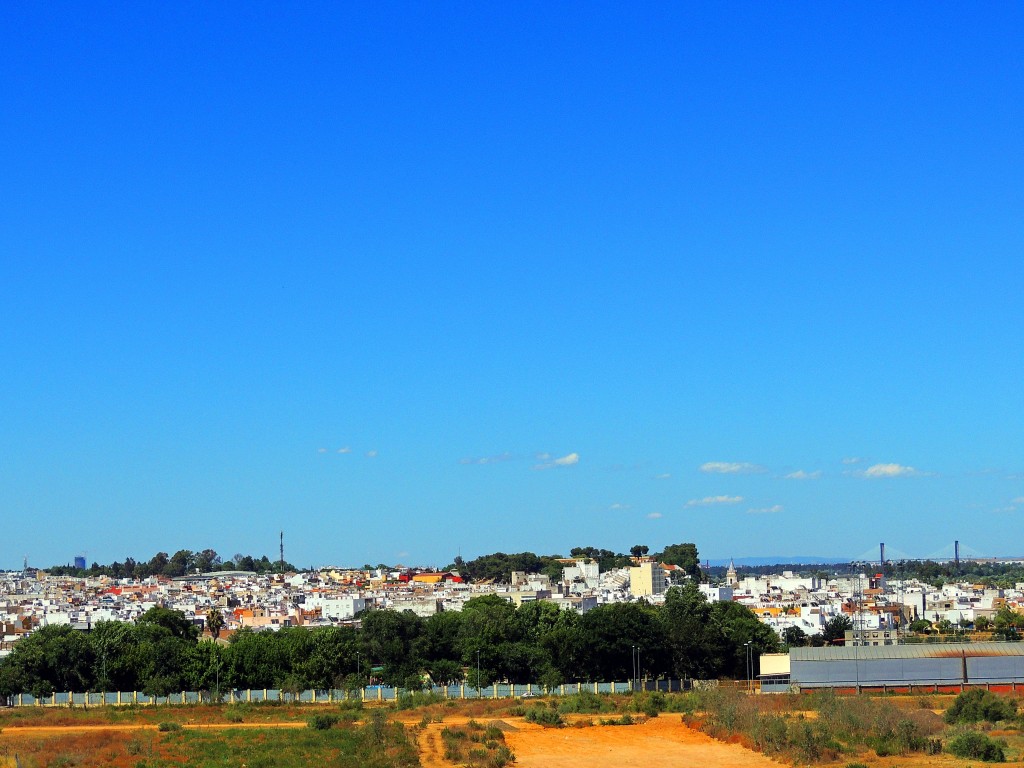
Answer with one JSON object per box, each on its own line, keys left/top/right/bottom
{"left": 504, "top": 716, "right": 784, "bottom": 768}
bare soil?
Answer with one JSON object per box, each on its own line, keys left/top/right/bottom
{"left": 504, "top": 716, "right": 785, "bottom": 768}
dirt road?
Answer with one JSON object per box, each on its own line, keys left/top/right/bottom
{"left": 505, "top": 716, "right": 784, "bottom": 768}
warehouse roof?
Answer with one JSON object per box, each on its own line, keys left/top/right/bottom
{"left": 792, "top": 642, "right": 1024, "bottom": 662}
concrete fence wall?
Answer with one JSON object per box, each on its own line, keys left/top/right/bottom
{"left": 4, "top": 679, "right": 695, "bottom": 707}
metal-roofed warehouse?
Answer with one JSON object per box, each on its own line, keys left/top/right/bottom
{"left": 760, "top": 643, "right": 1024, "bottom": 692}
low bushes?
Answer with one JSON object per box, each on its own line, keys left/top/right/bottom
{"left": 692, "top": 687, "right": 954, "bottom": 763}
{"left": 440, "top": 722, "right": 515, "bottom": 766}
{"left": 523, "top": 705, "right": 564, "bottom": 727}
{"left": 944, "top": 689, "right": 1018, "bottom": 725}
{"left": 395, "top": 689, "right": 445, "bottom": 710}
{"left": 307, "top": 713, "right": 340, "bottom": 730}
{"left": 946, "top": 731, "right": 1008, "bottom": 762}
{"left": 556, "top": 691, "right": 614, "bottom": 714}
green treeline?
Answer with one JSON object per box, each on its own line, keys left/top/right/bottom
{"left": 0, "top": 583, "right": 777, "bottom": 697}
{"left": 45, "top": 541, "right": 702, "bottom": 583}
{"left": 448, "top": 542, "right": 702, "bottom": 583}
{"left": 46, "top": 549, "right": 296, "bottom": 579}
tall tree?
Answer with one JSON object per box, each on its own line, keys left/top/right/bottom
{"left": 657, "top": 543, "right": 702, "bottom": 580}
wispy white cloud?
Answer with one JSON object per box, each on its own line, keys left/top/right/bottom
{"left": 862, "top": 463, "right": 918, "bottom": 478}
{"left": 317, "top": 447, "right": 328, "bottom": 454}
{"left": 366, "top": 450, "right": 378, "bottom": 458}
{"left": 460, "top": 452, "right": 515, "bottom": 466}
{"left": 687, "top": 495, "right": 743, "bottom": 507}
{"left": 784, "top": 470, "right": 821, "bottom": 480}
{"left": 654, "top": 473, "right": 672, "bottom": 480}
{"left": 748, "top": 504, "right": 784, "bottom": 515}
{"left": 337, "top": 447, "right": 352, "bottom": 454}
{"left": 700, "top": 461, "right": 765, "bottom": 475}
{"left": 535, "top": 452, "right": 551, "bottom": 461}
{"left": 842, "top": 457, "right": 863, "bottom": 465}
{"left": 1012, "top": 497, "right": 1024, "bottom": 505}
{"left": 609, "top": 503, "right": 632, "bottom": 510}
{"left": 534, "top": 452, "right": 580, "bottom": 470}
{"left": 647, "top": 512, "right": 663, "bottom": 519}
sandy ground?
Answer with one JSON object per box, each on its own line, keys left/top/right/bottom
{"left": 503, "top": 716, "right": 784, "bottom": 768}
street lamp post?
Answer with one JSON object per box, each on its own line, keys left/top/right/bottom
{"left": 744, "top": 641, "right": 752, "bottom": 692}
{"left": 476, "top": 650, "right": 481, "bottom": 698}
{"left": 637, "top": 647, "right": 642, "bottom": 691}
{"left": 631, "top": 645, "right": 637, "bottom": 691}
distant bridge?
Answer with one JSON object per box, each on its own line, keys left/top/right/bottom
{"left": 852, "top": 541, "right": 1024, "bottom": 566}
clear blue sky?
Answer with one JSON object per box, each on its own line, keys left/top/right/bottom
{"left": 2, "top": 4, "right": 1021, "bottom": 569}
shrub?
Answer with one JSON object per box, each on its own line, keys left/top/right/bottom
{"left": 396, "top": 689, "right": 445, "bottom": 709}
{"left": 751, "top": 714, "right": 789, "bottom": 755}
{"left": 491, "top": 744, "right": 515, "bottom": 767}
{"left": 945, "top": 689, "right": 1018, "bottom": 724}
{"left": 557, "top": 691, "right": 612, "bottom": 714}
{"left": 307, "top": 713, "right": 340, "bottom": 730}
{"left": 524, "top": 706, "right": 564, "bottom": 727}
{"left": 157, "top": 721, "right": 181, "bottom": 732}
{"left": 787, "top": 720, "right": 839, "bottom": 764}
{"left": 598, "top": 713, "right": 635, "bottom": 726}
{"left": 630, "top": 691, "right": 666, "bottom": 717}
{"left": 662, "top": 692, "right": 698, "bottom": 714}
{"left": 946, "top": 730, "right": 1007, "bottom": 762}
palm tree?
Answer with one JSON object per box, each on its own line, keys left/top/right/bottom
{"left": 206, "top": 608, "right": 226, "bottom": 639}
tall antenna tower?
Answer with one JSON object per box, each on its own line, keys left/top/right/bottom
{"left": 279, "top": 531, "right": 284, "bottom": 572}
{"left": 954, "top": 540, "right": 960, "bottom": 574}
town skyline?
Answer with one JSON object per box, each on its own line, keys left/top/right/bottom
{"left": 2, "top": 5, "right": 1021, "bottom": 569}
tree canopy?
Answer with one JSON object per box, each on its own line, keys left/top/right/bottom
{"left": 0, "top": 590, "right": 780, "bottom": 696}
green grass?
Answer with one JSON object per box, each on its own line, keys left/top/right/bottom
{"left": 147, "top": 718, "right": 419, "bottom": 768}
